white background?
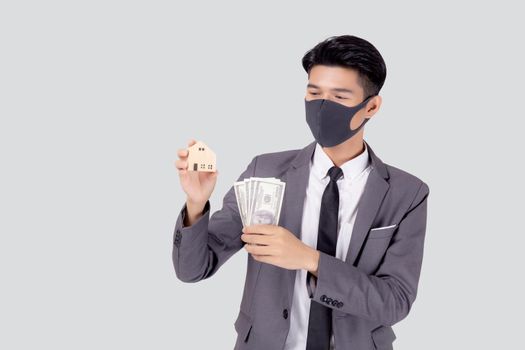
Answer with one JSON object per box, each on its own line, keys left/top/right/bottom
{"left": 1, "top": 1, "right": 523, "bottom": 348}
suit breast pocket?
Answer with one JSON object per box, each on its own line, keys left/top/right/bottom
{"left": 356, "top": 225, "right": 398, "bottom": 274}
{"left": 368, "top": 224, "right": 398, "bottom": 239}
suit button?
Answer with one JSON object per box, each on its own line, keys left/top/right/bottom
{"left": 337, "top": 301, "right": 344, "bottom": 308}
{"left": 283, "top": 308, "right": 288, "bottom": 319}
{"left": 320, "top": 295, "right": 327, "bottom": 302}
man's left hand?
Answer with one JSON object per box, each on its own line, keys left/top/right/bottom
{"left": 241, "top": 224, "right": 319, "bottom": 272}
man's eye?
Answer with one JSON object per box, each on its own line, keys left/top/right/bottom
{"left": 310, "top": 92, "right": 319, "bottom": 95}
{"left": 335, "top": 96, "right": 347, "bottom": 100}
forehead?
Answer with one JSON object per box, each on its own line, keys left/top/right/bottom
{"left": 307, "top": 65, "right": 361, "bottom": 90}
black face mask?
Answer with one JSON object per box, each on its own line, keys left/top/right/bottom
{"left": 305, "top": 95, "right": 375, "bottom": 147}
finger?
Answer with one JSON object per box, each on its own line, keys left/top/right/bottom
{"left": 241, "top": 233, "right": 273, "bottom": 249}
{"left": 241, "top": 233, "right": 268, "bottom": 244}
{"left": 244, "top": 243, "right": 270, "bottom": 255}
{"left": 242, "top": 224, "right": 275, "bottom": 235}
{"left": 175, "top": 159, "right": 187, "bottom": 170}
{"left": 177, "top": 148, "right": 189, "bottom": 158}
{"left": 251, "top": 254, "right": 268, "bottom": 262}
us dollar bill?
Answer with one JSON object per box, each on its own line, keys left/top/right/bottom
{"left": 233, "top": 181, "right": 248, "bottom": 227}
{"left": 234, "top": 177, "right": 285, "bottom": 228}
{"left": 249, "top": 179, "right": 285, "bottom": 225}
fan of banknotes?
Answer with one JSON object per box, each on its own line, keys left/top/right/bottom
{"left": 234, "top": 177, "right": 286, "bottom": 227}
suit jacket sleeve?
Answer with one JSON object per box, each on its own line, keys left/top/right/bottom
{"left": 172, "top": 155, "right": 258, "bottom": 282}
{"left": 306, "top": 181, "right": 430, "bottom": 326}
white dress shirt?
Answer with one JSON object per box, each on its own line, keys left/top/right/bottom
{"left": 283, "top": 141, "right": 372, "bottom": 350}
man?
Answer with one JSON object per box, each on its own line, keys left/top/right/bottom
{"left": 173, "top": 35, "right": 430, "bottom": 350}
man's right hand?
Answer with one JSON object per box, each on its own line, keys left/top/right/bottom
{"left": 175, "top": 138, "right": 219, "bottom": 226}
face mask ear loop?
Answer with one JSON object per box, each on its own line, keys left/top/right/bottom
{"left": 359, "top": 94, "right": 376, "bottom": 115}
{"left": 352, "top": 95, "right": 376, "bottom": 132}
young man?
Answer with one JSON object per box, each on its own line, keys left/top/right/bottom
{"left": 173, "top": 35, "right": 430, "bottom": 350}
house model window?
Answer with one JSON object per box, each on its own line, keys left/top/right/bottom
{"left": 186, "top": 140, "right": 217, "bottom": 173}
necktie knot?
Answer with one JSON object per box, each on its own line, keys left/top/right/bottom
{"left": 327, "top": 166, "right": 343, "bottom": 182}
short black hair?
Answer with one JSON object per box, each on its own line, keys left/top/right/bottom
{"left": 302, "top": 35, "right": 387, "bottom": 99}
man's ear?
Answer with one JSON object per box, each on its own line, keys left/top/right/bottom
{"left": 365, "top": 95, "right": 382, "bottom": 118}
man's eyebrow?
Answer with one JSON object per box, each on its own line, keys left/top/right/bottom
{"left": 307, "top": 83, "right": 354, "bottom": 94}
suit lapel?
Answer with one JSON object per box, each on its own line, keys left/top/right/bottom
{"left": 345, "top": 140, "right": 390, "bottom": 265}
{"left": 279, "top": 141, "right": 316, "bottom": 241}
{"left": 279, "top": 141, "right": 315, "bottom": 305}
{"left": 344, "top": 167, "right": 389, "bottom": 265}
{"left": 280, "top": 140, "right": 390, "bottom": 303}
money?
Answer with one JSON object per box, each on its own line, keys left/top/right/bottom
{"left": 234, "top": 177, "right": 286, "bottom": 227}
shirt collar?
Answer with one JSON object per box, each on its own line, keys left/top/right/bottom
{"left": 310, "top": 140, "right": 370, "bottom": 183}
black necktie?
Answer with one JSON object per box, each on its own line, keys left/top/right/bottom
{"left": 306, "top": 165, "right": 343, "bottom": 350}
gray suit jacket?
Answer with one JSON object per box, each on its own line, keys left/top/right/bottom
{"left": 172, "top": 140, "right": 430, "bottom": 350}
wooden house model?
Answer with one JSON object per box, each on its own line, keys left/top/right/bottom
{"left": 187, "top": 140, "right": 216, "bottom": 172}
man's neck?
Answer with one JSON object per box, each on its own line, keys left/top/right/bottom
{"left": 322, "top": 134, "right": 365, "bottom": 167}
